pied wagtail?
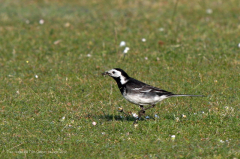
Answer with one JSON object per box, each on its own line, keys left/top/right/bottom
{"left": 102, "top": 68, "right": 203, "bottom": 124}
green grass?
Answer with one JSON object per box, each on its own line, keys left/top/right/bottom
{"left": 0, "top": 0, "right": 240, "bottom": 158}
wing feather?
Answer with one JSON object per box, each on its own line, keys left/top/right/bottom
{"left": 126, "top": 78, "right": 173, "bottom": 96}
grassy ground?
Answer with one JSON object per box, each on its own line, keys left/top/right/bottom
{"left": 0, "top": 0, "right": 239, "bottom": 158}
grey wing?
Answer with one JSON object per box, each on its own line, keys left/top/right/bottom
{"left": 128, "top": 78, "right": 173, "bottom": 96}
{"left": 140, "top": 85, "right": 173, "bottom": 96}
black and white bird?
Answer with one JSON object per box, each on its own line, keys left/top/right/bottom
{"left": 102, "top": 68, "right": 203, "bottom": 123}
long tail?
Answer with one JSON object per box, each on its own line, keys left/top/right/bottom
{"left": 170, "top": 94, "right": 204, "bottom": 97}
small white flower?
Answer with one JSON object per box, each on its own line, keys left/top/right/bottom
{"left": 159, "top": 28, "right": 164, "bottom": 32}
{"left": 101, "top": 132, "right": 105, "bottom": 135}
{"left": 194, "top": 113, "right": 197, "bottom": 115}
{"left": 87, "top": 54, "right": 91, "bottom": 57}
{"left": 35, "top": 75, "right": 38, "bottom": 78}
{"left": 182, "top": 114, "right": 186, "bottom": 118}
{"left": 133, "top": 123, "right": 138, "bottom": 128}
{"left": 219, "top": 140, "right": 224, "bottom": 143}
{"left": 60, "top": 116, "right": 65, "bottom": 122}
{"left": 202, "top": 111, "right": 205, "bottom": 114}
{"left": 144, "top": 57, "right": 148, "bottom": 60}
{"left": 141, "top": 38, "right": 146, "bottom": 42}
{"left": 132, "top": 112, "right": 138, "bottom": 119}
{"left": 123, "top": 47, "right": 130, "bottom": 54}
{"left": 171, "top": 135, "right": 176, "bottom": 141}
{"left": 175, "top": 117, "right": 180, "bottom": 122}
{"left": 64, "top": 22, "right": 70, "bottom": 27}
{"left": 53, "top": 40, "right": 62, "bottom": 45}
{"left": 92, "top": 121, "right": 97, "bottom": 126}
{"left": 119, "top": 41, "right": 126, "bottom": 47}
{"left": 16, "top": 90, "right": 20, "bottom": 94}
{"left": 25, "top": 20, "right": 30, "bottom": 24}
{"left": 206, "top": 9, "right": 213, "bottom": 14}
{"left": 238, "top": 43, "right": 240, "bottom": 48}
{"left": 39, "top": 19, "right": 44, "bottom": 25}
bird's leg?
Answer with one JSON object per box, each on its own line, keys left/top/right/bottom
{"left": 143, "top": 104, "right": 155, "bottom": 111}
{"left": 133, "top": 105, "right": 145, "bottom": 125}
{"left": 142, "top": 104, "right": 156, "bottom": 121}
{"left": 139, "top": 105, "right": 144, "bottom": 111}
{"left": 138, "top": 105, "right": 146, "bottom": 118}
{"left": 133, "top": 105, "right": 155, "bottom": 124}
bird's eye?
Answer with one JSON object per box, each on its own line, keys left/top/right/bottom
{"left": 112, "top": 71, "right": 115, "bottom": 74}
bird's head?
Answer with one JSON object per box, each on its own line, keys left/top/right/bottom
{"left": 102, "top": 68, "right": 130, "bottom": 85}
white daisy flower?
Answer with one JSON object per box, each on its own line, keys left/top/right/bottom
{"left": 206, "top": 9, "right": 213, "bottom": 14}
{"left": 39, "top": 19, "right": 44, "bottom": 24}
{"left": 159, "top": 28, "right": 164, "bottom": 32}
{"left": 60, "top": 116, "right": 65, "bottom": 122}
{"left": 132, "top": 112, "right": 138, "bottom": 119}
{"left": 119, "top": 41, "right": 126, "bottom": 47}
{"left": 123, "top": 47, "right": 130, "bottom": 54}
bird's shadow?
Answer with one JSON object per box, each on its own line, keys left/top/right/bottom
{"left": 95, "top": 112, "right": 179, "bottom": 122}
{"left": 98, "top": 114, "right": 137, "bottom": 122}
{"left": 97, "top": 113, "right": 158, "bottom": 122}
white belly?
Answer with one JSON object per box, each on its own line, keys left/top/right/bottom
{"left": 123, "top": 92, "right": 168, "bottom": 106}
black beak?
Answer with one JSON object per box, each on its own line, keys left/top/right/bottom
{"left": 102, "top": 72, "right": 109, "bottom": 76}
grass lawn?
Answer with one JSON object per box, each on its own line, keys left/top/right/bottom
{"left": 0, "top": 0, "right": 239, "bottom": 158}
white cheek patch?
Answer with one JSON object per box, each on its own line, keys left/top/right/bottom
{"left": 114, "top": 71, "right": 122, "bottom": 77}
{"left": 108, "top": 69, "right": 129, "bottom": 84}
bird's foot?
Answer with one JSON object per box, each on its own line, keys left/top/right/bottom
{"left": 138, "top": 110, "right": 145, "bottom": 116}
